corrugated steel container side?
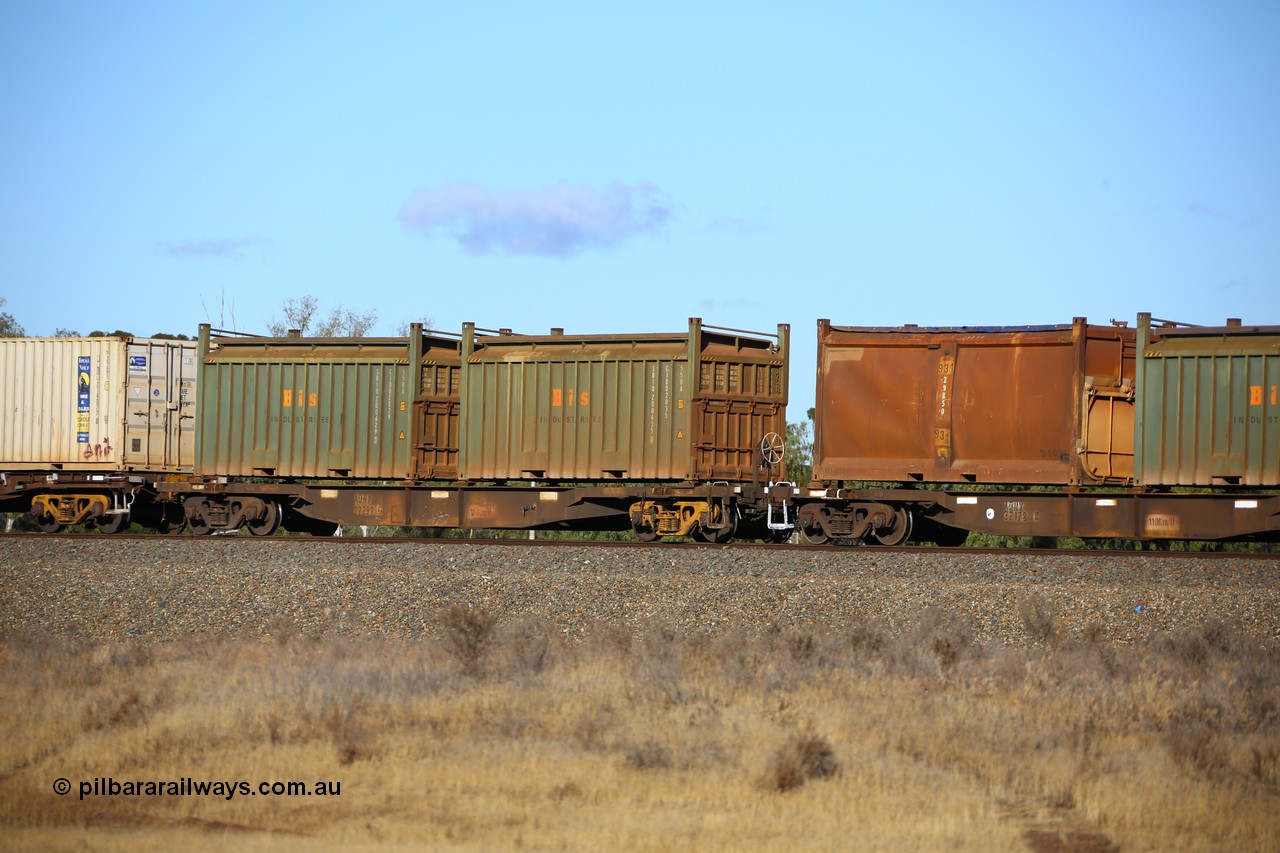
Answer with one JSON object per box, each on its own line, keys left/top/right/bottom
{"left": 1, "top": 337, "right": 127, "bottom": 469}
{"left": 1136, "top": 313, "right": 1280, "bottom": 487}
{"left": 0, "top": 337, "right": 197, "bottom": 471}
{"left": 197, "top": 326, "right": 458, "bottom": 479}
{"left": 813, "top": 318, "right": 1136, "bottom": 485}
{"left": 458, "top": 320, "right": 788, "bottom": 482}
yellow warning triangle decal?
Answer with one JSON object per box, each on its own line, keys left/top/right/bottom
{"left": 398, "top": 431, "right": 406, "bottom": 439}
{"left": 676, "top": 430, "right": 684, "bottom": 439}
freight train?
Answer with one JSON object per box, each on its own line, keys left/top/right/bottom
{"left": 1, "top": 313, "right": 1277, "bottom": 544}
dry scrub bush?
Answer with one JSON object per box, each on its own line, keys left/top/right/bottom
{"left": 631, "top": 622, "right": 689, "bottom": 705}
{"left": 494, "top": 615, "right": 562, "bottom": 678}
{"left": 888, "top": 606, "right": 978, "bottom": 677}
{"left": 766, "top": 731, "right": 840, "bottom": 792}
{"left": 1019, "top": 594, "right": 1060, "bottom": 648}
{"left": 624, "top": 739, "right": 674, "bottom": 771}
{"left": 438, "top": 604, "right": 497, "bottom": 676}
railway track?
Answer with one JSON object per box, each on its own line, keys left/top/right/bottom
{"left": 3, "top": 531, "right": 1277, "bottom": 560}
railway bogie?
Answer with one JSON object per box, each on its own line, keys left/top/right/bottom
{"left": 182, "top": 495, "right": 282, "bottom": 536}
{"left": 3, "top": 475, "right": 183, "bottom": 535}
{"left": 629, "top": 495, "right": 739, "bottom": 542}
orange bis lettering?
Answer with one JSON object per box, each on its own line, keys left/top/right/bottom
{"left": 283, "top": 390, "right": 319, "bottom": 407}
{"left": 551, "top": 389, "right": 589, "bottom": 407}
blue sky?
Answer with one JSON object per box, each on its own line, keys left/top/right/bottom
{"left": 3, "top": 1, "right": 1277, "bottom": 417}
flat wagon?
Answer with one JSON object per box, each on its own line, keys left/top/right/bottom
{"left": 798, "top": 315, "right": 1278, "bottom": 545}
{"left": 178, "top": 320, "right": 789, "bottom": 540}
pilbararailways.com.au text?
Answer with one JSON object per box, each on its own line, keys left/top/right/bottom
{"left": 57, "top": 777, "right": 341, "bottom": 801}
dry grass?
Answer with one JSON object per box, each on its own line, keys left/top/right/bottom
{"left": 1, "top": 603, "right": 1277, "bottom": 851}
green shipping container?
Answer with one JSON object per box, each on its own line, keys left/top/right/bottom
{"left": 458, "top": 320, "right": 788, "bottom": 482}
{"left": 1136, "top": 313, "right": 1280, "bottom": 487}
{"left": 196, "top": 325, "right": 462, "bottom": 479}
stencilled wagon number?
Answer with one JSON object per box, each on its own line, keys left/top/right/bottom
{"left": 998, "top": 494, "right": 1039, "bottom": 522}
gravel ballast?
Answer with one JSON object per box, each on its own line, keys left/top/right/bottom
{"left": 1, "top": 538, "right": 1277, "bottom": 645}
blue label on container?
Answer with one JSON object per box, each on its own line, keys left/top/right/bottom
{"left": 77, "top": 356, "right": 90, "bottom": 443}
{"left": 129, "top": 355, "right": 147, "bottom": 370}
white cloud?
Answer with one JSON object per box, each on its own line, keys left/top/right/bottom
{"left": 399, "top": 182, "right": 672, "bottom": 256}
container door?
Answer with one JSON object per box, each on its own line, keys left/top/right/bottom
{"left": 413, "top": 361, "right": 461, "bottom": 479}
{"left": 125, "top": 340, "right": 197, "bottom": 471}
{"left": 692, "top": 356, "right": 787, "bottom": 480}
{"left": 1080, "top": 388, "right": 1135, "bottom": 482}
{"left": 1077, "top": 325, "right": 1136, "bottom": 484}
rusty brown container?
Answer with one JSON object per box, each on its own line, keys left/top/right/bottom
{"left": 196, "top": 324, "right": 462, "bottom": 479}
{"left": 1136, "top": 313, "right": 1280, "bottom": 487}
{"left": 813, "top": 318, "right": 1136, "bottom": 485}
{"left": 458, "top": 320, "right": 788, "bottom": 482}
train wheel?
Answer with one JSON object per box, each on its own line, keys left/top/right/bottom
{"left": 95, "top": 512, "right": 131, "bottom": 535}
{"left": 34, "top": 514, "right": 63, "bottom": 534}
{"left": 798, "top": 508, "right": 829, "bottom": 545}
{"left": 186, "top": 514, "right": 214, "bottom": 535}
{"left": 872, "top": 508, "right": 913, "bottom": 546}
{"left": 801, "top": 524, "right": 829, "bottom": 545}
{"left": 247, "top": 501, "right": 282, "bottom": 537}
{"left": 691, "top": 503, "right": 734, "bottom": 544}
{"left": 692, "top": 526, "right": 733, "bottom": 544}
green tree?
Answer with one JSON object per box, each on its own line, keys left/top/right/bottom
{"left": 267, "top": 295, "right": 378, "bottom": 337}
{"left": 395, "top": 316, "right": 436, "bottom": 336}
{"left": 0, "top": 296, "right": 24, "bottom": 337}
{"left": 783, "top": 407, "right": 815, "bottom": 486}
